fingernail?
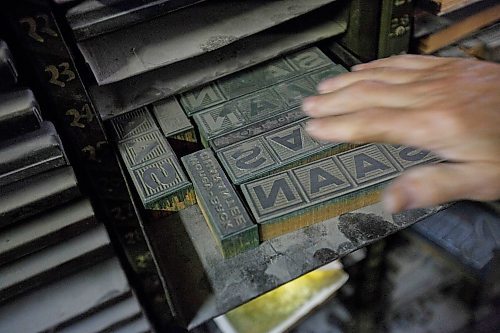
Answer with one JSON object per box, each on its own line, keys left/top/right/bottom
{"left": 302, "top": 97, "right": 316, "bottom": 115}
{"left": 305, "top": 119, "right": 321, "bottom": 134}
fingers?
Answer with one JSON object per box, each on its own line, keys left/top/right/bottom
{"left": 352, "top": 54, "right": 455, "bottom": 71}
{"left": 303, "top": 81, "right": 425, "bottom": 117}
{"left": 383, "top": 162, "right": 500, "bottom": 213}
{"left": 317, "top": 67, "right": 425, "bottom": 94}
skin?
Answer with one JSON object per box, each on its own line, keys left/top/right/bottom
{"left": 302, "top": 55, "right": 500, "bottom": 213}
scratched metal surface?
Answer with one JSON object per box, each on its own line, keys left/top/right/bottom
{"left": 144, "top": 200, "right": 445, "bottom": 329}
{"left": 78, "top": 0, "right": 338, "bottom": 84}
{"left": 89, "top": 9, "right": 347, "bottom": 119}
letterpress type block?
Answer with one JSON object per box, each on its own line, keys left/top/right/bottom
{"left": 382, "top": 145, "right": 440, "bottom": 169}
{"left": 0, "top": 122, "right": 68, "bottom": 187}
{"left": 182, "top": 149, "right": 258, "bottom": 257}
{"left": 111, "top": 107, "right": 157, "bottom": 142}
{"left": 152, "top": 98, "right": 196, "bottom": 143}
{"left": 0, "top": 89, "right": 42, "bottom": 141}
{"left": 0, "top": 40, "right": 18, "bottom": 91}
{"left": 179, "top": 83, "right": 226, "bottom": 116}
{"left": 308, "top": 64, "right": 349, "bottom": 86}
{"left": 218, "top": 120, "right": 354, "bottom": 184}
{"left": 285, "top": 47, "right": 333, "bottom": 72}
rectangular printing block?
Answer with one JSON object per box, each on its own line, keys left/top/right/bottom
{"left": 0, "top": 89, "right": 42, "bottom": 142}
{"left": 181, "top": 149, "right": 258, "bottom": 257}
{"left": 0, "top": 167, "right": 80, "bottom": 229}
{"left": 0, "top": 40, "right": 18, "bottom": 91}
{"left": 118, "top": 130, "right": 195, "bottom": 211}
{"left": 0, "top": 121, "right": 68, "bottom": 187}
{"left": 193, "top": 64, "right": 346, "bottom": 146}
{"left": 152, "top": 97, "right": 197, "bottom": 143}
{"left": 217, "top": 119, "right": 355, "bottom": 185}
{"left": 179, "top": 47, "right": 334, "bottom": 116}
{"left": 0, "top": 199, "right": 96, "bottom": 266}
{"left": 241, "top": 144, "right": 440, "bottom": 240}
{"left": 110, "top": 107, "right": 158, "bottom": 142}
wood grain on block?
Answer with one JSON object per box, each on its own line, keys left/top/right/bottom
{"left": 241, "top": 144, "right": 440, "bottom": 240}
{"left": 118, "top": 131, "right": 195, "bottom": 211}
{"left": 217, "top": 119, "right": 355, "bottom": 185}
{"left": 0, "top": 199, "right": 96, "bottom": 266}
{"left": 0, "top": 167, "right": 80, "bottom": 229}
{"left": 111, "top": 107, "right": 158, "bottom": 142}
{"left": 182, "top": 149, "right": 258, "bottom": 257}
{"left": 0, "top": 40, "right": 18, "bottom": 90}
{"left": 0, "top": 258, "right": 131, "bottom": 333}
{"left": 0, "top": 224, "right": 112, "bottom": 302}
{"left": 0, "top": 122, "right": 68, "bottom": 187}
{"left": 152, "top": 98, "right": 196, "bottom": 143}
{"left": 0, "top": 89, "right": 42, "bottom": 141}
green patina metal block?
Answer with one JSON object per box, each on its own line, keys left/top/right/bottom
{"left": 111, "top": 107, "right": 157, "bottom": 142}
{"left": 241, "top": 144, "right": 439, "bottom": 240}
{"left": 181, "top": 149, "right": 258, "bottom": 258}
{"left": 152, "top": 98, "right": 197, "bottom": 143}
{"left": 217, "top": 119, "right": 355, "bottom": 185}
{"left": 118, "top": 130, "right": 195, "bottom": 211}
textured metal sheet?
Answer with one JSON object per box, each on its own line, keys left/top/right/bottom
{"left": 111, "top": 107, "right": 157, "bottom": 142}
{"left": 78, "top": 0, "right": 338, "bottom": 84}
{"left": 0, "top": 122, "right": 68, "bottom": 187}
{"left": 0, "top": 258, "right": 131, "bottom": 333}
{"left": 89, "top": 11, "right": 347, "bottom": 119}
{"left": 67, "top": 0, "right": 205, "bottom": 41}
{"left": 217, "top": 119, "right": 348, "bottom": 184}
{"left": 181, "top": 149, "right": 258, "bottom": 257}
{"left": 0, "top": 199, "right": 96, "bottom": 266}
{"left": 0, "top": 89, "right": 42, "bottom": 141}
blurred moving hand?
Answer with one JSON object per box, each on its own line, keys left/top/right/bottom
{"left": 303, "top": 55, "right": 500, "bottom": 213}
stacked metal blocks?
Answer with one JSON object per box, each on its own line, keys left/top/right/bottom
{"left": 0, "top": 40, "right": 153, "bottom": 332}
{"left": 112, "top": 107, "right": 196, "bottom": 211}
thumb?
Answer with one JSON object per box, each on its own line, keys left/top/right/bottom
{"left": 383, "top": 162, "right": 500, "bottom": 213}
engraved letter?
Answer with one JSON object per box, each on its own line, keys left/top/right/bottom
{"left": 270, "top": 128, "right": 303, "bottom": 151}
{"left": 203, "top": 110, "right": 240, "bottom": 132}
{"left": 354, "top": 153, "right": 390, "bottom": 178}
{"left": 142, "top": 162, "right": 176, "bottom": 189}
{"left": 309, "top": 167, "right": 344, "bottom": 194}
{"left": 130, "top": 140, "right": 159, "bottom": 164}
{"left": 186, "top": 86, "right": 220, "bottom": 108}
{"left": 231, "top": 146, "right": 266, "bottom": 170}
{"left": 254, "top": 178, "right": 296, "bottom": 209}
{"left": 292, "top": 51, "right": 326, "bottom": 70}
{"left": 399, "top": 148, "right": 429, "bottom": 162}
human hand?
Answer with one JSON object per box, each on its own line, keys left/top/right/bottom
{"left": 302, "top": 55, "right": 500, "bottom": 213}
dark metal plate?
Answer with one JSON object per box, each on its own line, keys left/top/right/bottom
{"left": 0, "top": 89, "right": 42, "bottom": 142}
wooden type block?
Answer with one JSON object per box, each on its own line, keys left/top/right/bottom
{"left": 111, "top": 107, "right": 157, "bottom": 142}
{"left": 0, "top": 258, "right": 131, "bottom": 333}
{"left": 241, "top": 144, "right": 438, "bottom": 240}
{"left": 57, "top": 295, "right": 142, "bottom": 333}
{"left": 152, "top": 97, "right": 197, "bottom": 143}
{"left": 217, "top": 119, "right": 355, "bottom": 185}
{"left": 0, "top": 199, "right": 96, "bottom": 266}
{"left": 112, "top": 317, "right": 151, "bottom": 333}
{"left": 0, "top": 89, "right": 42, "bottom": 142}
{"left": 0, "top": 40, "right": 18, "bottom": 91}
{"left": 118, "top": 131, "right": 195, "bottom": 211}
{"left": 0, "top": 167, "right": 80, "bottom": 229}
{"left": 181, "top": 149, "right": 258, "bottom": 257}
{"left": 0, "top": 224, "right": 112, "bottom": 303}
{"left": 179, "top": 47, "right": 334, "bottom": 115}
{"left": 0, "top": 121, "right": 68, "bottom": 187}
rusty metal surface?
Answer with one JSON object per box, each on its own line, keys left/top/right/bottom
{"left": 78, "top": 0, "right": 338, "bottom": 84}
{"left": 89, "top": 9, "right": 347, "bottom": 119}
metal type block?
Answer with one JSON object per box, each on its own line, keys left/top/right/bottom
{"left": 0, "top": 224, "right": 112, "bottom": 303}
{"left": 57, "top": 295, "right": 142, "bottom": 333}
{"left": 111, "top": 107, "right": 157, "bottom": 142}
{"left": 308, "top": 64, "right": 349, "bottom": 86}
{"left": 67, "top": 0, "right": 205, "bottom": 41}
{"left": 194, "top": 103, "right": 246, "bottom": 141}
{"left": 0, "top": 40, "right": 18, "bottom": 91}
{"left": 152, "top": 98, "right": 196, "bottom": 143}
{"left": 209, "top": 106, "right": 307, "bottom": 150}
{"left": 179, "top": 83, "right": 226, "bottom": 116}
{"left": 118, "top": 130, "right": 171, "bottom": 167}
{"left": 235, "top": 89, "right": 285, "bottom": 123}
{"left": 0, "top": 258, "right": 131, "bottom": 333}
{"left": 0, "top": 199, "right": 96, "bottom": 266}
{"left": 217, "top": 120, "right": 352, "bottom": 185}
{"left": 0, "top": 89, "right": 42, "bottom": 142}
{"left": 284, "top": 47, "right": 334, "bottom": 72}
{"left": 0, "top": 167, "right": 80, "bottom": 229}
{"left": 130, "top": 156, "right": 195, "bottom": 211}
{"left": 336, "top": 144, "right": 400, "bottom": 185}
{"left": 181, "top": 149, "right": 258, "bottom": 257}
{"left": 0, "top": 122, "right": 68, "bottom": 187}
{"left": 241, "top": 144, "right": 420, "bottom": 240}
{"left": 382, "top": 145, "right": 440, "bottom": 170}
{"left": 272, "top": 75, "right": 317, "bottom": 108}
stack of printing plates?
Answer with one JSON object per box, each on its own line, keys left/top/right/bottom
{"left": 0, "top": 40, "right": 153, "bottom": 333}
